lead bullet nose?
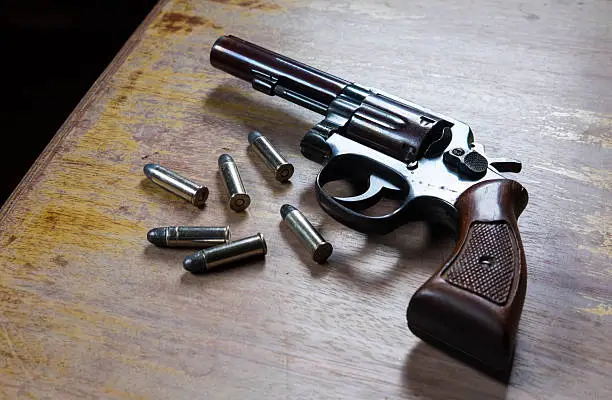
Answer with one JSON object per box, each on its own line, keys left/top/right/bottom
{"left": 280, "top": 204, "right": 296, "bottom": 219}
{"left": 247, "top": 130, "right": 262, "bottom": 144}
{"left": 183, "top": 256, "right": 195, "bottom": 272}
{"left": 147, "top": 228, "right": 166, "bottom": 246}
{"left": 218, "top": 154, "right": 233, "bottom": 166}
{"left": 143, "top": 163, "right": 158, "bottom": 178}
{"left": 183, "top": 253, "right": 205, "bottom": 273}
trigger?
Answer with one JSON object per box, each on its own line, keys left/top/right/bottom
{"left": 334, "top": 175, "right": 401, "bottom": 210}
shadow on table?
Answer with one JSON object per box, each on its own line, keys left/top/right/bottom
{"left": 178, "top": 258, "right": 266, "bottom": 285}
{"left": 308, "top": 211, "right": 457, "bottom": 295}
{"left": 142, "top": 244, "right": 191, "bottom": 266}
{"left": 277, "top": 219, "right": 333, "bottom": 279}
{"left": 402, "top": 342, "right": 508, "bottom": 399}
{"left": 203, "top": 83, "right": 315, "bottom": 149}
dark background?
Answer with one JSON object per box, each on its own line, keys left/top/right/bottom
{"left": 0, "top": 0, "right": 158, "bottom": 206}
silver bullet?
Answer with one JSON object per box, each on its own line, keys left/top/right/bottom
{"left": 280, "top": 204, "right": 332, "bottom": 264}
{"left": 143, "top": 163, "right": 208, "bottom": 207}
{"left": 147, "top": 226, "right": 230, "bottom": 248}
{"left": 183, "top": 233, "right": 267, "bottom": 273}
{"left": 218, "top": 154, "right": 251, "bottom": 212}
{"left": 248, "top": 131, "right": 294, "bottom": 182}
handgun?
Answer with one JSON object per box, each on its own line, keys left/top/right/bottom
{"left": 210, "top": 35, "right": 528, "bottom": 377}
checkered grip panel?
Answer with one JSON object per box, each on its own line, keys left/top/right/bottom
{"left": 443, "top": 222, "right": 517, "bottom": 304}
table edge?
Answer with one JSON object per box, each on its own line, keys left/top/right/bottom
{"left": 0, "top": 0, "right": 171, "bottom": 225}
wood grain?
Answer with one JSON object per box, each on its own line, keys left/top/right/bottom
{"left": 1, "top": 0, "right": 610, "bottom": 398}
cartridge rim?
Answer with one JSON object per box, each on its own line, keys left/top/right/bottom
{"left": 313, "top": 242, "right": 333, "bottom": 264}
{"left": 192, "top": 187, "right": 209, "bottom": 207}
{"left": 257, "top": 232, "right": 268, "bottom": 255}
{"left": 275, "top": 163, "right": 295, "bottom": 182}
{"left": 229, "top": 193, "right": 251, "bottom": 212}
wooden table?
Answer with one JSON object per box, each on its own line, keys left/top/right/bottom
{"left": 1, "top": 1, "right": 610, "bottom": 398}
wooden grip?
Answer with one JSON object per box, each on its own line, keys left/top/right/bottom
{"left": 407, "top": 179, "right": 528, "bottom": 375}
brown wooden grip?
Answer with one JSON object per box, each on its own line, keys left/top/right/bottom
{"left": 407, "top": 179, "right": 528, "bottom": 375}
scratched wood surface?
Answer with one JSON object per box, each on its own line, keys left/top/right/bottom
{"left": 1, "top": 0, "right": 610, "bottom": 398}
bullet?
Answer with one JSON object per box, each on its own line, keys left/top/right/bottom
{"left": 143, "top": 163, "right": 208, "bottom": 207}
{"left": 248, "top": 131, "right": 294, "bottom": 182}
{"left": 183, "top": 233, "right": 267, "bottom": 273}
{"left": 218, "top": 154, "right": 251, "bottom": 212}
{"left": 280, "top": 204, "right": 332, "bottom": 264}
{"left": 147, "top": 226, "right": 230, "bottom": 248}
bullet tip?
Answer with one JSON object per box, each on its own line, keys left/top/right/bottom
{"left": 247, "top": 130, "right": 262, "bottom": 144}
{"left": 280, "top": 204, "right": 296, "bottom": 219}
{"left": 143, "top": 163, "right": 158, "bottom": 178}
{"left": 147, "top": 228, "right": 167, "bottom": 246}
{"left": 218, "top": 154, "right": 233, "bottom": 166}
{"left": 183, "top": 252, "right": 206, "bottom": 273}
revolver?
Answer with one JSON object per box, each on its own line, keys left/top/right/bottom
{"left": 210, "top": 35, "right": 528, "bottom": 376}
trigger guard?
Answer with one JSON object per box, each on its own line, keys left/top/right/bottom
{"left": 316, "top": 154, "right": 412, "bottom": 234}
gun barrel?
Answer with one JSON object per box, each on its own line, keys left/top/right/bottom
{"left": 210, "top": 35, "right": 349, "bottom": 114}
